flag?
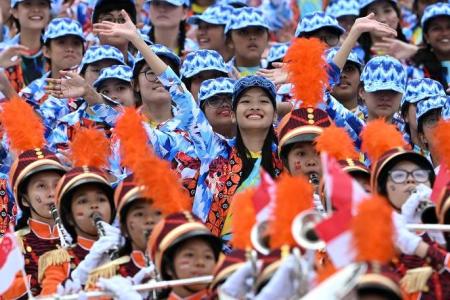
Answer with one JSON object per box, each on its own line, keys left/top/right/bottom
{"left": 0, "top": 232, "right": 25, "bottom": 294}
{"left": 431, "top": 164, "right": 450, "bottom": 204}
{"left": 314, "top": 153, "right": 368, "bottom": 267}
{"left": 252, "top": 170, "right": 277, "bottom": 223}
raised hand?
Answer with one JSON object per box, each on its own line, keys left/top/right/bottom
{"left": 256, "top": 62, "right": 288, "bottom": 85}
{"left": 45, "top": 70, "right": 88, "bottom": 99}
{"left": 93, "top": 9, "right": 139, "bottom": 42}
{"left": 371, "top": 37, "right": 419, "bottom": 60}
{"left": 0, "top": 45, "right": 30, "bottom": 68}
{"left": 352, "top": 13, "right": 397, "bottom": 38}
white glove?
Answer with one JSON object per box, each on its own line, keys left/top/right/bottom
{"left": 427, "top": 230, "right": 446, "bottom": 245}
{"left": 97, "top": 276, "right": 142, "bottom": 300}
{"left": 132, "top": 265, "right": 156, "bottom": 285}
{"left": 401, "top": 184, "right": 432, "bottom": 224}
{"left": 56, "top": 277, "right": 82, "bottom": 296}
{"left": 393, "top": 212, "right": 422, "bottom": 255}
{"left": 255, "top": 254, "right": 308, "bottom": 300}
{"left": 71, "top": 224, "right": 123, "bottom": 284}
{"left": 219, "top": 261, "right": 260, "bottom": 299}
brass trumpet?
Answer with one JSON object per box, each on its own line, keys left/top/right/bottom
{"left": 291, "top": 210, "right": 326, "bottom": 250}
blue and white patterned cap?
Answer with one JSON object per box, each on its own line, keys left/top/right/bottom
{"left": 295, "top": 11, "right": 345, "bottom": 37}
{"left": 43, "top": 18, "right": 85, "bottom": 44}
{"left": 326, "top": 0, "right": 359, "bottom": 18}
{"left": 358, "top": 0, "right": 397, "bottom": 12}
{"left": 224, "top": 7, "right": 270, "bottom": 34}
{"left": 416, "top": 95, "right": 448, "bottom": 121}
{"left": 326, "top": 47, "right": 363, "bottom": 67}
{"left": 421, "top": 2, "right": 450, "bottom": 29}
{"left": 79, "top": 45, "right": 125, "bottom": 74}
{"left": 218, "top": 0, "right": 247, "bottom": 8}
{"left": 180, "top": 49, "right": 228, "bottom": 79}
{"left": 188, "top": 5, "right": 234, "bottom": 26}
{"left": 232, "top": 75, "right": 276, "bottom": 108}
{"left": 198, "top": 77, "right": 235, "bottom": 103}
{"left": 360, "top": 55, "right": 406, "bottom": 94}
{"left": 93, "top": 65, "right": 133, "bottom": 89}
{"left": 133, "top": 44, "right": 181, "bottom": 75}
{"left": 267, "top": 42, "right": 290, "bottom": 64}
{"left": 442, "top": 98, "right": 450, "bottom": 120}
{"left": 401, "top": 78, "right": 446, "bottom": 108}
{"left": 146, "top": 0, "right": 188, "bottom": 6}
{"left": 12, "top": 0, "right": 52, "bottom": 8}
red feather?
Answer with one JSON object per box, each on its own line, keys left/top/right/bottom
{"left": 70, "top": 126, "right": 110, "bottom": 168}
{"left": 0, "top": 96, "right": 45, "bottom": 152}
{"left": 433, "top": 120, "right": 450, "bottom": 168}
{"left": 284, "top": 38, "right": 329, "bottom": 107}
{"left": 231, "top": 188, "right": 257, "bottom": 249}
{"left": 315, "top": 124, "right": 358, "bottom": 160}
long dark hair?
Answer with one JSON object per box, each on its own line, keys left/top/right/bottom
{"left": 411, "top": 47, "right": 448, "bottom": 88}
{"left": 148, "top": 20, "right": 187, "bottom": 57}
{"left": 358, "top": 2, "right": 408, "bottom": 62}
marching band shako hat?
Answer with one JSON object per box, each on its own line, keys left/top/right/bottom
{"left": 210, "top": 249, "right": 247, "bottom": 291}
{"left": 277, "top": 108, "right": 331, "bottom": 159}
{"left": 1, "top": 97, "right": 66, "bottom": 211}
{"left": 361, "top": 119, "right": 435, "bottom": 208}
{"left": 338, "top": 159, "right": 370, "bottom": 178}
{"left": 147, "top": 212, "right": 223, "bottom": 280}
{"left": 55, "top": 127, "right": 115, "bottom": 238}
{"left": 114, "top": 174, "right": 146, "bottom": 223}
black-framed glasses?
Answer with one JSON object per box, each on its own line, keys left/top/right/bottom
{"left": 140, "top": 70, "right": 159, "bottom": 83}
{"left": 316, "top": 34, "right": 340, "bottom": 47}
{"left": 388, "top": 169, "right": 431, "bottom": 184}
{"left": 98, "top": 14, "right": 126, "bottom": 24}
{"left": 205, "top": 95, "right": 232, "bottom": 108}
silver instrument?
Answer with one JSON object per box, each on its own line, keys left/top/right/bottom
{"left": 291, "top": 210, "right": 326, "bottom": 250}
{"left": 250, "top": 220, "right": 271, "bottom": 255}
{"left": 49, "top": 203, "right": 72, "bottom": 248}
{"left": 309, "top": 173, "right": 320, "bottom": 185}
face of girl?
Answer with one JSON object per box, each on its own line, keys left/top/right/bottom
{"left": 424, "top": 16, "right": 450, "bottom": 58}
{"left": 23, "top": 171, "right": 62, "bottom": 222}
{"left": 203, "top": 94, "right": 233, "bottom": 132}
{"left": 98, "top": 79, "right": 136, "bottom": 107}
{"left": 169, "top": 238, "right": 216, "bottom": 294}
{"left": 136, "top": 63, "right": 171, "bottom": 105}
{"left": 70, "top": 184, "right": 112, "bottom": 238}
{"left": 197, "top": 21, "right": 227, "bottom": 52}
{"left": 360, "top": 89, "right": 402, "bottom": 120}
{"left": 150, "top": 1, "right": 187, "bottom": 29}
{"left": 366, "top": 0, "right": 399, "bottom": 33}
{"left": 13, "top": 0, "right": 50, "bottom": 31}
{"left": 286, "top": 142, "right": 322, "bottom": 180}
{"left": 83, "top": 59, "right": 118, "bottom": 86}
{"left": 97, "top": 10, "right": 129, "bottom": 47}
{"left": 44, "top": 36, "right": 84, "bottom": 72}
{"left": 233, "top": 87, "right": 275, "bottom": 131}
{"left": 385, "top": 160, "right": 432, "bottom": 210}
{"left": 125, "top": 200, "right": 162, "bottom": 252}
{"left": 230, "top": 26, "right": 269, "bottom": 65}
{"left": 190, "top": 70, "right": 226, "bottom": 101}
{"left": 331, "top": 62, "right": 360, "bottom": 108}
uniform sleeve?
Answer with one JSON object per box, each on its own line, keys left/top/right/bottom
{"left": 39, "top": 262, "right": 71, "bottom": 296}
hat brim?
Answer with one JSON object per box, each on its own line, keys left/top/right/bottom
{"left": 188, "top": 15, "right": 224, "bottom": 26}
{"left": 363, "top": 83, "right": 405, "bottom": 94}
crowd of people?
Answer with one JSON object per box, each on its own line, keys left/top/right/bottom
{"left": 0, "top": 0, "right": 449, "bottom": 299}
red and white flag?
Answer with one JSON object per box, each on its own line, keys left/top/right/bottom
{"left": 252, "top": 170, "right": 277, "bottom": 223}
{"left": 0, "top": 231, "right": 25, "bottom": 294}
{"left": 431, "top": 164, "right": 450, "bottom": 204}
{"left": 315, "top": 153, "right": 368, "bottom": 268}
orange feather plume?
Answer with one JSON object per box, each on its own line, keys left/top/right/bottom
{"left": 0, "top": 96, "right": 45, "bottom": 152}
{"left": 70, "top": 126, "right": 110, "bottom": 168}
{"left": 283, "top": 38, "right": 329, "bottom": 108}
{"left": 360, "top": 119, "right": 406, "bottom": 163}
{"left": 231, "top": 188, "right": 257, "bottom": 249}
{"left": 269, "top": 174, "right": 313, "bottom": 249}
{"left": 352, "top": 195, "right": 395, "bottom": 264}
{"left": 433, "top": 120, "right": 450, "bottom": 168}
{"left": 115, "top": 108, "right": 191, "bottom": 214}
{"left": 314, "top": 124, "right": 358, "bottom": 160}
